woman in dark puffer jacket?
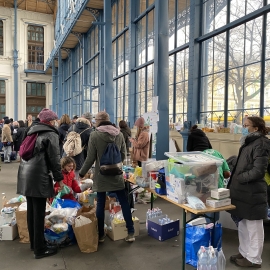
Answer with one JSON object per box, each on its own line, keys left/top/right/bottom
{"left": 58, "top": 114, "right": 71, "bottom": 156}
{"left": 187, "top": 125, "right": 212, "bottom": 152}
{"left": 17, "top": 109, "right": 64, "bottom": 259}
{"left": 228, "top": 116, "right": 270, "bottom": 268}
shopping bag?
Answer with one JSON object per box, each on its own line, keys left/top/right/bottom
{"left": 15, "top": 210, "right": 29, "bottom": 243}
{"left": 76, "top": 205, "right": 96, "bottom": 220}
{"left": 185, "top": 224, "right": 211, "bottom": 268}
{"left": 73, "top": 218, "right": 98, "bottom": 253}
{"left": 211, "top": 223, "right": 222, "bottom": 251}
{"left": 44, "top": 224, "right": 76, "bottom": 247}
{"left": 52, "top": 198, "right": 81, "bottom": 209}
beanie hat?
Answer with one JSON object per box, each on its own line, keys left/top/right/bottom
{"left": 134, "top": 117, "right": 145, "bottom": 128}
{"left": 95, "top": 111, "right": 110, "bottom": 127}
{"left": 4, "top": 119, "right": 11, "bottom": 124}
{"left": 82, "top": 112, "right": 93, "bottom": 122}
{"left": 3, "top": 116, "right": 9, "bottom": 120}
{"left": 39, "top": 108, "right": 58, "bottom": 122}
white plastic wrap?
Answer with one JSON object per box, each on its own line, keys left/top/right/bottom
{"left": 187, "top": 195, "right": 206, "bottom": 210}
{"left": 51, "top": 223, "right": 68, "bottom": 233}
{"left": 74, "top": 215, "right": 92, "bottom": 227}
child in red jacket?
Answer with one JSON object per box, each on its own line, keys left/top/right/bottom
{"left": 54, "top": 157, "right": 82, "bottom": 201}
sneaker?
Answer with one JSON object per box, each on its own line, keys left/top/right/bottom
{"left": 235, "top": 258, "right": 261, "bottom": 268}
{"left": 98, "top": 234, "right": 106, "bottom": 243}
{"left": 230, "top": 253, "right": 244, "bottom": 262}
{"left": 34, "top": 247, "right": 57, "bottom": 259}
{"left": 125, "top": 234, "right": 135, "bottom": 242}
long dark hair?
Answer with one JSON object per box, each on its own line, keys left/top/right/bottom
{"left": 18, "top": 120, "right": 25, "bottom": 127}
{"left": 247, "top": 116, "right": 268, "bottom": 135}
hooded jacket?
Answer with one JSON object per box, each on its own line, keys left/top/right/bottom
{"left": 17, "top": 123, "right": 63, "bottom": 198}
{"left": 227, "top": 133, "right": 270, "bottom": 220}
{"left": 13, "top": 127, "right": 26, "bottom": 151}
{"left": 132, "top": 129, "right": 149, "bottom": 162}
{"left": 187, "top": 129, "right": 212, "bottom": 152}
{"left": 67, "top": 120, "right": 91, "bottom": 170}
{"left": 120, "top": 126, "right": 131, "bottom": 153}
{"left": 79, "top": 121, "right": 126, "bottom": 192}
{"left": 58, "top": 123, "right": 71, "bottom": 154}
{"left": 1, "top": 124, "right": 13, "bottom": 143}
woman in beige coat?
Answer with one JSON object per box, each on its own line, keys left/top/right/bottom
{"left": 1, "top": 119, "right": 13, "bottom": 163}
{"left": 130, "top": 117, "right": 149, "bottom": 167}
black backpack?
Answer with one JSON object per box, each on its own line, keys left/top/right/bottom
{"left": 99, "top": 138, "right": 123, "bottom": 176}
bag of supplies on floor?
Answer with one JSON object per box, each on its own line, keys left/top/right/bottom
{"left": 185, "top": 223, "right": 223, "bottom": 268}
{"left": 73, "top": 206, "right": 98, "bottom": 253}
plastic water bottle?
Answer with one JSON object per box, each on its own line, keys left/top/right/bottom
{"left": 197, "top": 248, "right": 209, "bottom": 270}
{"left": 217, "top": 248, "right": 226, "bottom": 270}
{"left": 146, "top": 210, "right": 151, "bottom": 229}
{"left": 208, "top": 251, "right": 217, "bottom": 270}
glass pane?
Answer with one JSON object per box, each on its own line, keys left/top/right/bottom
{"left": 118, "top": 0, "right": 124, "bottom": 33}
{"left": 136, "top": 16, "right": 146, "bottom": 66}
{"left": 244, "top": 63, "right": 260, "bottom": 108}
{"left": 201, "top": 75, "right": 213, "bottom": 112}
{"left": 213, "top": 73, "right": 225, "bottom": 111}
{"left": 31, "top": 83, "right": 36, "bottom": 95}
{"left": 169, "top": 55, "right": 174, "bottom": 85}
{"left": 230, "top": 0, "right": 246, "bottom": 23}
{"left": 147, "top": 64, "right": 153, "bottom": 91}
{"left": 92, "top": 101, "right": 99, "bottom": 115}
{"left": 125, "top": 75, "right": 129, "bottom": 96}
{"left": 214, "top": 33, "right": 226, "bottom": 72}
{"left": 147, "top": 90, "right": 152, "bottom": 112}
{"left": 125, "top": 0, "right": 130, "bottom": 26}
{"left": 169, "top": 84, "right": 174, "bottom": 115}
{"left": 214, "top": 0, "right": 227, "bottom": 30}
{"left": 228, "top": 67, "right": 244, "bottom": 110}
{"left": 265, "top": 60, "right": 270, "bottom": 108}
{"left": 202, "top": 38, "right": 214, "bottom": 76}
{"left": 229, "top": 24, "right": 245, "bottom": 69}
{"left": 245, "top": 17, "right": 262, "bottom": 65}
{"left": 125, "top": 31, "right": 130, "bottom": 72}
{"left": 147, "top": 10, "right": 154, "bottom": 62}
{"left": 112, "top": 4, "right": 116, "bottom": 38}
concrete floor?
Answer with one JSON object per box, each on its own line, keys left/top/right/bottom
{"left": 0, "top": 162, "right": 270, "bottom": 270}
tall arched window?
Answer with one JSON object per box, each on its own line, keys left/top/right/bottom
{"left": 27, "top": 25, "right": 44, "bottom": 70}
{"left": 0, "top": 20, "right": 3, "bottom": 55}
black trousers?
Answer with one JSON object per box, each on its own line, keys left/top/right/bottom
{"left": 26, "top": 196, "right": 47, "bottom": 254}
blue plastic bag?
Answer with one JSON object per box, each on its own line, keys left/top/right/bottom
{"left": 185, "top": 223, "right": 223, "bottom": 267}
{"left": 211, "top": 223, "right": 222, "bottom": 251}
{"left": 44, "top": 224, "right": 76, "bottom": 247}
{"left": 185, "top": 224, "right": 211, "bottom": 268}
{"left": 53, "top": 199, "right": 81, "bottom": 209}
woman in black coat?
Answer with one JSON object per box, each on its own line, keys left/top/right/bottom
{"left": 119, "top": 120, "right": 131, "bottom": 154}
{"left": 187, "top": 125, "right": 212, "bottom": 151}
{"left": 13, "top": 120, "right": 26, "bottom": 152}
{"left": 58, "top": 114, "right": 71, "bottom": 156}
{"left": 17, "top": 109, "right": 63, "bottom": 259}
{"left": 228, "top": 116, "right": 270, "bottom": 268}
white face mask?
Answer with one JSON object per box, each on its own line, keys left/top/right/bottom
{"left": 54, "top": 121, "right": 59, "bottom": 128}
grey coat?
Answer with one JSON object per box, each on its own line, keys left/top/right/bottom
{"left": 228, "top": 134, "right": 270, "bottom": 220}
{"left": 79, "top": 123, "right": 126, "bottom": 192}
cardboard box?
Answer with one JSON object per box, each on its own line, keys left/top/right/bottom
{"left": 166, "top": 173, "right": 185, "bottom": 204}
{"left": 107, "top": 218, "right": 140, "bottom": 241}
{"left": 148, "top": 215, "right": 180, "bottom": 241}
{"left": 206, "top": 198, "right": 231, "bottom": 208}
{"left": 0, "top": 223, "right": 18, "bottom": 240}
{"left": 211, "top": 188, "right": 230, "bottom": 200}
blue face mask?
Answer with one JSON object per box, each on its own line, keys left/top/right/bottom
{"left": 242, "top": 127, "right": 249, "bottom": 136}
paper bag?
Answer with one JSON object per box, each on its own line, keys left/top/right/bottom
{"left": 73, "top": 216, "right": 98, "bottom": 253}
{"left": 76, "top": 206, "right": 96, "bottom": 220}
{"left": 15, "top": 210, "right": 30, "bottom": 243}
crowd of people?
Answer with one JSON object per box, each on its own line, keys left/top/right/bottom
{"left": 2, "top": 108, "right": 270, "bottom": 267}
{"left": 0, "top": 108, "right": 150, "bottom": 259}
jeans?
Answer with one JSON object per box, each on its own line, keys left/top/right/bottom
{"left": 96, "top": 189, "right": 134, "bottom": 237}
{"left": 3, "top": 145, "right": 12, "bottom": 162}
{"left": 26, "top": 196, "right": 47, "bottom": 254}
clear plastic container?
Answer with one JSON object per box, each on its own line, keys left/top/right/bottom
{"left": 164, "top": 151, "right": 223, "bottom": 166}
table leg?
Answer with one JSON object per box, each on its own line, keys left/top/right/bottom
{"left": 211, "top": 212, "right": 216, "bottom": 247}
{"left": 181, "top": 209, "right": 186, "bottom": 270}
{"left": 150, "top": 192, "right": 154, "bottom": 210}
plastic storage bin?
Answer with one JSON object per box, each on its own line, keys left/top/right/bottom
{"left": 164, "top": 152, "right": 223, "bottom": 204}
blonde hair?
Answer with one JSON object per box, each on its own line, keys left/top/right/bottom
{"left": 76, "top": 117, "right": 91, "bottom": 126}
{"left": 59, "top": 114, "right": 71, "bottom": 125}
{"left": 60, "top": 157, "right": 76, "bottom": 170}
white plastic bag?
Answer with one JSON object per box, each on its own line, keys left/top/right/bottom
{"left": 75, "top": 215, "right": 92, "bottom": 227}
{"left": 18, "top": 202, "right": 27, "bottom": 211}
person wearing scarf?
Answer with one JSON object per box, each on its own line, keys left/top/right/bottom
{"left": 228, "top": 116, "right": 270, "bottom": 268}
